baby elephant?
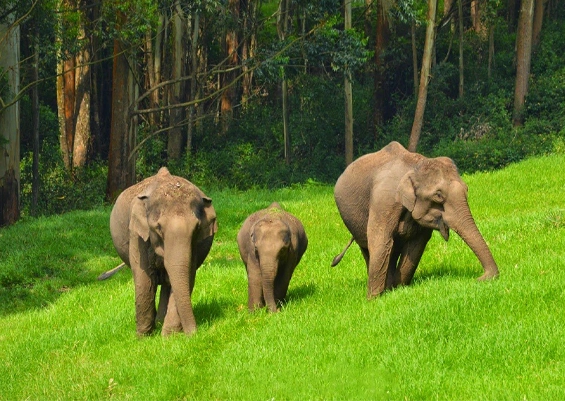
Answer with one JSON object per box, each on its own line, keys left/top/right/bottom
{"left": 237, "top": 202, "right": 308, "bottom": 312}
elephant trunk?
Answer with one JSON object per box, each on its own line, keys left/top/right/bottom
{"left": 164, "top": 231, "right": 198, "bottom": 335}
{"left": 446, "top": 197, "right": 499, "bottom": 281}
{"left": 261, "top": 261, "right": 279, "bottom": 313}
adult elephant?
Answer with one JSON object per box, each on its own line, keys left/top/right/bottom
{"left": 109, "top": 167, "right": 218, "bottom": 336}
{"left": 237, "top": 202, "right": 308, "bottom": 312}
{"left": 332, "top": 141, "right": 499, "bottom": 298}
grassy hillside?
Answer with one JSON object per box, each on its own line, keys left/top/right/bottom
{"left": 1, "top": 153, "right": 564, "bottom": 400}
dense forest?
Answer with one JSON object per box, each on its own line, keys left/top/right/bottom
{"left": 0, "top": 0, "right": 563, "bottom": 224}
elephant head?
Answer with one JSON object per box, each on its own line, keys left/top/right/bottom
{"left": 396, "top": 157, "right": 499, "bottom": 281}
{"left": 250, "top": 217, "right": 292, "bottom": 312}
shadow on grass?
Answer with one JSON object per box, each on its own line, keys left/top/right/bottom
{"left": 194, "top": 297, "right": 231, "bottom": 326}
{"left": 0, "top": 209, "right": 116, "bottom": 317}
{"left": 414, "top": 264, "right": 478, "bottom": 283}
{"left": 283, "top": 282, "right": 317, "bottom": 306}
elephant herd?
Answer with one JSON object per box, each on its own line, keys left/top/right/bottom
{"left": 100, "top": 141, "right": 499, "bottom": 336}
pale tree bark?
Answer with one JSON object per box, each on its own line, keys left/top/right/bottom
{"left": 56, "top": 0, "right": 92, "bottom": 171}
{"left": 532, "top": 0, "right": 548, "bottom": 48}
{"left": 107, "top": 31, "right": 138, "bottom": 201}
{"left": 408, "top": 0, "right": 437, "bottom": 152}
{"left": 344, "top": 0, "right": 353, "bottom": 166}
{"left": 168, "top": 1, "right": 185, "bottom": 160}
{"left": 512, "top": 0, "right": 534, "bottom": 127}
{"left": 277, "top": 0, "right": 291, "bottom": 164}
{"left": 0, "top": 18, "right": 20, "bottom": 226}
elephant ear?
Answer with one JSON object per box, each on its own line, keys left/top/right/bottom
{"left": 130, "top": 196, "right": 150, "bottom": 242}
{"left": 196, "top": 196, "right": 218, "bottom": 243}
{"left": 396, "top": 171, "right": 417, "bottom": 212}
{"left": 396, "top": 171, "right": 429, "bottom": 220}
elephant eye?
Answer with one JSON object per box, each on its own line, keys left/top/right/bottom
{"left": 432, "top": 191, "right": 445, "bottom": 203}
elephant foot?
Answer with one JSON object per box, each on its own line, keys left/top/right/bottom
{"left": 161, "top": 324, "right": 183, "bottom": 337}
{"left": 136, "top": 329, "right": 154, "bottom": 338}
{"left": 477, "top": 270, "right": 499, "bottom": 281}
{"left": 366, "top": 290, "right": 385, "bottom": 300}
{"left": 135, "top": 322, "right": 155, "bottom": 337}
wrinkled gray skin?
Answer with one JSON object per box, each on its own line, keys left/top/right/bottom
{"left": 237, "top": 202, "right": 308, "bottom": 312}
{"left": 333, "top": 141, "right": 499, "bottom": 298}
{"left": 109, "top": 167, "right": 217, "bottom": 336}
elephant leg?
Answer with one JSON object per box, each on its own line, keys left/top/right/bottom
{"left": 246, "top": 255, "right": 264, "bottom": 311}
{"left": 385, "top": 245, "right": 402, "bottom": 290}
{"left": 397, "top": 230, "right": 432, "bottom": 286}
{"left": 130, "top": 238, "right": 157, "bottom": 335}
{"left": 360, "top": 247, "right": 370, "bottom": 270}
{"left": 274, "top": 259, "right": 295, "bottom": 303}
{"left": 361, "top": 244, "right": 400, "bottom": 288}
{"left": 156, "top": 283, "right": 171, "bottom": 324}
{"left": 162, "top": 289, "right": 183, "bottom": 336}
{"left": 366, "top": 210, "right": 401, "bottom": 298}
{"left": 366, "top": 239, "right": 394, "bottom": 298}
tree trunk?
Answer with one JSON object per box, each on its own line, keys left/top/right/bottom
{"left": 512, "top": 0, "right": 535, "bottom": 127}
{"left": 373, "top": 0, "right": 390, "bottom": 138}
{"left": 72, "top": 37, "right": 91, "bottom": 168}
{"left": 56, "top": 0, "right": 91, "bottom": 171}
{"left": 408, "top": 0, "right": 437, "bottom": 152}
{"left": 168, "top": 2, "right": 185, "bottom": 161}
{"left": 471, "top": 0, "right": 485, "bottom": 36}
{"left": 220, "top": 0, "right": 241, "bottom": 135}
{"left": 31, "top": 24, "right": 40, "bottom": 216}
{"left": 187, "top": 12, "right": 200, "bottom": 154}
{"left": 106, "top": 36, "right": 137, "bottom": 201}
{"left": 488, "top": 25, "right": 495, "bottom": 80}
{"left": 411, "top": 21, "right": 419, "bottom": 97}
{"left": 241, "top": 0, "right": 258, "bottom": 105}
{"left": 344, "top": 0, "right": 353, "bottom": 166}
{"left": 0, "top": 18, "right": 21, "bottom": 226}
{"left": 458, "top": 0, "right": 464, "bottom": 98}
{"left": 532, "top": 0, "right": 548, "bottom": 48}
{"left": 278, "top": 0, "right": 291, "bottom": 164}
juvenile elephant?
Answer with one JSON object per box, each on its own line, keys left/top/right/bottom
{"left": 109, "top": 167, "right": 217, "bottom": 336}
{"left": 237, "top": 202, "right": 308, "bottom": 312}
{"left": 332, "top": 141, "right": 499, "bottom": 298}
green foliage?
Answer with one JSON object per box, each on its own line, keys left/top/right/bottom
{"left": 18, "top": 99, "right": 107, "bottom": 216}
{"left": 20, "top": 153, "right": 108, "bottom": 216}
{"left": 98, "top": 0, "right": 158, "bottom": 44}
{"left": 2, "top": 154, "right": 565, "bottom": 399}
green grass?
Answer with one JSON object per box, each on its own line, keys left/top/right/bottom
{"left": 1, "top": 153, "right": 565, "bottom": 400}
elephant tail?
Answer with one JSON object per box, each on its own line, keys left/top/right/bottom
{"left": 97, "top": 262, "right": 127, "bottom": 280}
{"left": 331, "top": 237, "right": 355, "bottom": 267}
